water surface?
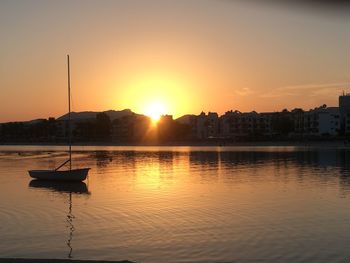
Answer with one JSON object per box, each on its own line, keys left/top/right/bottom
{"left": 1, "top": 146, "right": 350, "bottom": 263}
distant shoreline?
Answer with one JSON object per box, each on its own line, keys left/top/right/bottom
{"left": 1, "top": 140, "right": 350, "bottom": 148}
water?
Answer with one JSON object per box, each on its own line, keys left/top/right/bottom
{"left": 1, "top": 146, "right": 350, "bottom": 263}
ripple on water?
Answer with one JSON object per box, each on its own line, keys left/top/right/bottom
{"left": 1, "top": 147, "right": 350, "bottom": 262}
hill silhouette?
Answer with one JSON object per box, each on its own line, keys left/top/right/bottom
{"left": 58, "top": 109, "right": 140, "bottom": 122}
{"left": 175, "top": 114, "right": 196, "bottom": 124}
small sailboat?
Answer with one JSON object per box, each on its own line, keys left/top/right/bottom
{"left": 28, "top": 55, "right": 90, "bottom": 182}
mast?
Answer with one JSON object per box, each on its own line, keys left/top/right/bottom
{"left": 67, "top": 55, "right": 72, "bottom": 170}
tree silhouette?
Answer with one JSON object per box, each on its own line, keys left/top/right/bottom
{"left": 95, "top": 112, "right": 111, "bottom": 141}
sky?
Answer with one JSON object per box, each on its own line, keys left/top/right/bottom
{"left": 1, "top": 0, "right": 350, "bottom": 122}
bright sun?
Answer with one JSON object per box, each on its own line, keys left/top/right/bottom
{"left": 145, "top": 101, "right": 166, "bottom": 122}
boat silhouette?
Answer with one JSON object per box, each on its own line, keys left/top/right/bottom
{"left": 28, "top": 55, "right": 90, "bottom": 182}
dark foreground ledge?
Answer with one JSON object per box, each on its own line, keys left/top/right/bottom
{"left": 0, "top": 259, "right": 135, "bottom": 263}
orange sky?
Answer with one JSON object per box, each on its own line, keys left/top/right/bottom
{"left": 1, "top": 1, "right": 350, "bottom": 122}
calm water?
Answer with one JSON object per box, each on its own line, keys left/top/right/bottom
{"left": 1, "top": 146, "right": 350, "bottom": 263}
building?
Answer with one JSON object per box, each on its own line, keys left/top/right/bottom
{"left": 112, "top": 114, "right": 152, "bottom": 142}
{"left": 221, "top": 111, "right": 273, "bottom": 140}
{"left": 317, "top": 107, "right": 340, "bottom": 136}
{"left": 196, "top": 112, "right": 220, "bottom": 139}
{"left": 339, "top": 93, "right": 350, "bottom": 134}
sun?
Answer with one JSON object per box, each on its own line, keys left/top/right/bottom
{"left": 145, "top": 101, "right": 166, "bottom": 123}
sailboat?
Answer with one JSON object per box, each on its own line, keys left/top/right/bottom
{"left": 28, "top": 55, "right": 90, "bottom": 182}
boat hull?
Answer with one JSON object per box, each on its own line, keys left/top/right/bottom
{"left": 28, "top": 168, "right": 90, "bottom": 182}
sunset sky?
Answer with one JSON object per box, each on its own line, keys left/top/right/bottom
{"left": 1, "top": 0, "right": 350, "bottom": 122}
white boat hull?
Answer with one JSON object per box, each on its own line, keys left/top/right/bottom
{"left": 28, "top": 168, "right": 90, "bottom": 182}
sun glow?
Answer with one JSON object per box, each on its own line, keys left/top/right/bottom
{"left": 145, "top": 101, "right": 167, "bottom": 122}
{"left": 114, "top": 70, "right": 197, "bottom": 120}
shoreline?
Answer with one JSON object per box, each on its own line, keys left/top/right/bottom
{"left": 0, "top": 139, "right": 350, "bottom": 147}
{"left": 0, "top": 140, "right": 350, "bottom": 149}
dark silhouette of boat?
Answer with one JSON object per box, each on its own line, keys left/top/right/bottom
{"left": 28, "top": 168, "right": 90, "bottom": 182}
{"left": 28, "top": 55, "right": 90, "bottom": 182}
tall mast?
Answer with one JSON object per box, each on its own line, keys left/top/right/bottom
{"left": 67, "top": 55, "right": 72, "bottom": 170}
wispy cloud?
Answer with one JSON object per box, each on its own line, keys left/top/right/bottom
{"left": 235, "top": 87, "right": 253, "bottom": 96}
{"left": 261, "top": 81, "right": 350, "bottom": 98}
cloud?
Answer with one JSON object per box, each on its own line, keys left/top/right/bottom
{"left": 261, "top": 81, "right": 350, "bottom": 98}
{"left": 235, "top": 87, "right": 253, "bottom": 96}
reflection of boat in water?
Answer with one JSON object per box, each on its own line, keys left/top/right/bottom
{"left": 29, "top": 179, "right": 89, "bottom": 194}
{"left": 28, "top": 55, "right": 90, "bottom": 182}
{"left": 29, "top": 179, "right": 90, "bottom": 258}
